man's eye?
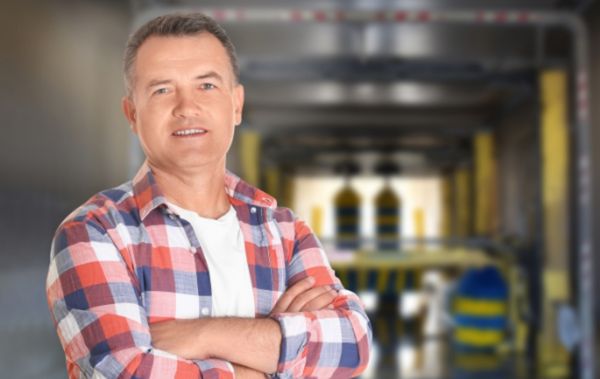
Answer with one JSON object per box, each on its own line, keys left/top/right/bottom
{"left": 201, "top": 83, "right": 216, "bottom": 90}
{"left": 153, "top": 88, "right": 169, "bottom": 95}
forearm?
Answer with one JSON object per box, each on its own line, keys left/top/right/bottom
{"left": 151, "top": 317, "right": 281, "bottom": 374}
{"left": 200, "top": 317, "right": 281, "bottom": 374}
{"left": 272, "top": 291, "right": 372, "bottom": 378}
{"left": 269, "top": 217, "right": 373, "bottom": 377}
{"left": 117, "top": 347, "right": 232, "bottom": 379}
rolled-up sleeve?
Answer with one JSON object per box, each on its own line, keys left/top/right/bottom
{"left": 271, "top": 218, "right": 372, "bottom": 378}
{"left": 46, "top": 220, "right": 234, "bottom": 379}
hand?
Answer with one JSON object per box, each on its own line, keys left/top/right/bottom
{"left": 149, "top": 319, "right": 207, "bottom": 360}
{"left": 232, "top": 363, "right": 269, "bottom": 379}
{"left": 270, "top": 276, "right": 337, "bottom": 315}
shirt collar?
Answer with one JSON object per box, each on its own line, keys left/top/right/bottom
{"left": 132, "top": 162, "right": 278, "bottom": 221}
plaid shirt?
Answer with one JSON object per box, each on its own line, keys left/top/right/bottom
{"left": 46, "top": 163, "right": 372, "bottom": 379}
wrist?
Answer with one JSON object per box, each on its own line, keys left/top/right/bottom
{"left": 232, "top": 363, "right": 270, "bottom": 379}
{"left": 191, "top": 318, "right": 212, "bottom": 358}
{"left": 193, "top": 317, "right": 282, "bottom": 373}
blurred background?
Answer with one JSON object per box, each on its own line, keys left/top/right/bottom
{"left": 1, "top": 0, "right": 600, "bottom": 378}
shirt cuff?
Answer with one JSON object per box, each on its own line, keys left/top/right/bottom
{"left": 194, "top": 358, "right": 235, "bottom": 379}
{"left": 270, "top": 312, "right": 311, "bottom": 378}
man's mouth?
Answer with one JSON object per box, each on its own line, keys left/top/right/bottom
{"left": 172, "top": 128, "right": 207, "bottom": 137}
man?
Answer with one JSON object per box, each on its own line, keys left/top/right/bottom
{"left": 46, "top": 13, "right": 372, "bottom": 379}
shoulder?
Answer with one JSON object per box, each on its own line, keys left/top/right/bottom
{"left": 269, "top": 206, "right": 315, "bottom": 239}
{"left": 56, "top": 181, "right": 139, "bottom": 235}
{"left": 265, "top": 206, "right": 297, "bottom": 240}
{"left": 271, "top": 206, "right": 296, "bottom": 223}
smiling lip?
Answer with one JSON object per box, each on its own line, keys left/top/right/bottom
{"left": 172, "top": 128, "right": 207, "bottom": 137}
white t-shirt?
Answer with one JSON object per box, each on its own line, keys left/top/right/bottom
{"left": 167, "top": 202, "right": 255, "bottom": 318}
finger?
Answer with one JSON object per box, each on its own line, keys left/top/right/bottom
{"left": 292, "top": 287, "right": 335, "bottom": 312}
{"left": 287, "top": 286, "right": 333, "bottom": 313}
{"left": 271, "top": 276, "right": 315, "bottom": 314}
{"left": 300, "top": 289, "right": 338, "bottom": 312}
{"left": 273, "top": 285, "right": 328, "bottom": 314}
{"left": 273, "top": 276, "right": 315, "bottom": 312}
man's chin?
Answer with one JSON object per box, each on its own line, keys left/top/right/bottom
{"left": 166, "top": 158, "right": 225, "bottom": 173}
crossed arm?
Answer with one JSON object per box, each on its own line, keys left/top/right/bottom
{"left": 47, "top": 217, "right": 371, "bottom": 378}
{"left": 150, "top": 277, "right": 337, "bottom": 378}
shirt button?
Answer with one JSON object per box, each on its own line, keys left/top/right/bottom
{"left": 250, "top": 207, "right": 257, "bottom": 214}
{"left": 201, "top": 307, "right": 210, "bottom": 316}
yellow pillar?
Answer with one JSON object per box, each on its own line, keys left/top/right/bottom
{"left": 538, "top": 69, "right": 571, "bottom": 378}
{"left": 265, "top": 166, "right": 281, "bottom": 199}
{"left": 454, "top": 168, "right": 472, "bottom": 238}
{"left": 440, "top": 173, "right": 453, "bottom": 240}
{"left": 240, "top": 130, "right": 261, "bottom": 186}
{"left": 311, "top": 206, "right": 323, "bottom": 238}
{"left": 413, "top": 208, "right": 425, "bottom": 249}
{"left": 474, "top": 131, "right": 495, "bottom": 236}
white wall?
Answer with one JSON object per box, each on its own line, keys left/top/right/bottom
{"left": 293, "top": 175, "right": 443, "bottom": 241}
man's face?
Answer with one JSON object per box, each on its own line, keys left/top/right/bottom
{"left": 122, "top": 33, "right": 244, "bottom": 174}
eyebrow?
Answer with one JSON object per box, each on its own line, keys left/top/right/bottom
{"left": 146, "top": 71, "right": 225, "bottom": 90}
{"left": 194, "top": 71, "right": 224, "bottom": 83}
{"left": 147, "top": 79, "right": 172, "bottom": 89}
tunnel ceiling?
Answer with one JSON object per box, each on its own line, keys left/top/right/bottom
{"left": 131, "top": 0, "right": 577, "bottom": 172}
{"left": 133, "top": 0, "right": 577, "bottom": 11}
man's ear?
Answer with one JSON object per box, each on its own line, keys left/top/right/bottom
{"left": 121, "top": 96, "right": 138, "bottom": 134}
{"left": 233, "top": 84, "right": 245, "bottom": 126}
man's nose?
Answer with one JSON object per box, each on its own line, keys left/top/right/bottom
{"left": 173, "top": 91, "right": 202, "bottom": 118}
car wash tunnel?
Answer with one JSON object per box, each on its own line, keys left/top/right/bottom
{"left": 1, "top": 0, "right": 600, "bottom": 378}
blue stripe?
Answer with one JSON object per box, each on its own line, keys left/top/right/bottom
{"left": 454, "top": 315, "right": 508, "bottom": 329}
{"left": 336, "top": 208, "right": 359, "bottom": 217}
{"left": 456, "top": 267, "right": 508, "bottom": 299}
{"left": 377, "top": 208, "right": 398, "bottom": 216}
{"left": 377, "top": 225, "right": 398, "bottom": 233}
{"left": 337, "top": 225, "right": 359, "bottom": 233}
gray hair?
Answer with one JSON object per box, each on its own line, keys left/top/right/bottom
{"left": 123, "top": 13, "right": 239, "bottom": 96}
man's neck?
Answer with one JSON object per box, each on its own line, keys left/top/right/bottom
{"left": 149, "top": 162, "right": 230, "bottom": 219}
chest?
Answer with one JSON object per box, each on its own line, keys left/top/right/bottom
{"left": 129, "top": 207, "right": 290, "bottom": 322}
